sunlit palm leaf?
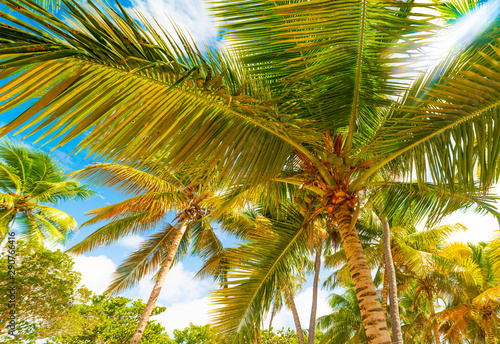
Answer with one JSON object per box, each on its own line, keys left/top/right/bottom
{"left": 210, "top": 205, "right": 310, "bottom": 343}
{"left": 106, "top": 222, "right": 185, "bottom": 294}
{"left": 369, "top": 181, "right": 500, "bottom": 227}
{"left": 0, "top": 0, "right": 299, "bottom": 187}
{"left": 72, "top": 163, "right": 181, "bottom": 195}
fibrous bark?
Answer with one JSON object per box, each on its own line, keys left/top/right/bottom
{"left": 427, "top": 290, "right": 441, "bottom": 344}
{"left": 334, "top": 203, "right": 392, "bottom": 344}
{"left": 307, "top": 249, "right": 321, "bottom": 344}
{"left": 381, "top": 217, "right": 403, "bottom": 344}
{"left": 285, "top": 281, "right": 305, "bottom": 344}
{"left": 130, "top": 218, "right": 189, "bottom": 344}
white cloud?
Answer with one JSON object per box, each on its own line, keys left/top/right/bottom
{"left": 138, "top": 262, "right": 212, "bottom": 304}
{"left": 439, "top": 211, "right": 499, "bottom": 244}
{"left": 118, "top": 234, "right": 145, "bottom": 250}
{"left": 133, "top": 262, "right": 214, "bottom": 332}
{"left": 270, "top": 287, "right": 331, "bottom": 332}
{"left": 72, "top": 254, "right": 117, "bottom": 294}
{"left": 126, "top": 0, "right": 219, "bottom": 46}
{"left": 153, "top": 297, "right": 212, "bottom": 334}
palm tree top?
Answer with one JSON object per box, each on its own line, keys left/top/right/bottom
{"left": 0, "top": 139, "right": 94, "bottom": 244}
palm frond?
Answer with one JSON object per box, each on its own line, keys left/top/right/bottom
{"left": 209, "top": 206, "right": 310, "bottom": 343}
{"left": 362, "top": 43, "right": 500, "bottom": 191}
{"left": 106, "top": 222, "right": 183, "bottom": 294}
{"left": 369, "top": 181, "right": 500, "bottom": 227}
{"left": 0, "top": 0, "right": 299, "bottom": 187}
{"left": 473, "top": 285, "right": 500, "bottom": 308}
{"left": 81, "top": 192, "right": 181, "bottom": 226}
{"left": 67, "top": 211, "right": 163, "bottom": 254}
{"left": 211, "top": 0, "right": 437, "bottom": 144}
{"left": 73, "top": 163, "right": 181, "bottom": 195}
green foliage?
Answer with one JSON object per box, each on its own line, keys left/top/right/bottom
{"left": 261, "top": 328, "right": 300, "bottom": 344}
{"left": 173, "top": 323, "right": 224, "bottom": 344}
{"left": 172, "top": 325, "right": 314, "bottom": 344}
{"left": 317, "top": 287, "right": 367, "bottom": 344}
{"left": 0, "top": 139, "right": 94, "bottom": 244}
{"left": 262, "top": 328, "right": 322, "bottom": 344}
{"left": 47, "top": 295, "right": 174, "bottom": 344}
{"left": 68, "top": 163, "right": 226, "bottom": 296}
{"left": 0, "top": 240, "right": 88, "bottom": 342}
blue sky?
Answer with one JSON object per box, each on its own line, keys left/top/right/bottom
{"left": 2, "top": 0, "right": 500, "bottom": 336}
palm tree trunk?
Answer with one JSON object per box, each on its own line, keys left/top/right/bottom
{"left": 334, "top": 202, "right": 392, "bottom": 344}
{"left": 268, "top": 301, "right": 277, "bottom": 329}
{"left": 381, "top": 217, "right": 403, "bottom": 344}
{"left": 381, "top": 267, "right": 388, "bottom": 316}
{"left": 129, "top": 218, "right": 189, "bottom": 344}
{"left": 307, "top": 249, "right": 321, "bottom": 344}
{"left": 484, "top": 315, "right": 495, "bottom": 344}
{"left": 427, "top": 290, "right": 441, "bottom": 344}
{"left": 285, "top": 281, "right": 305, "bottom": 344}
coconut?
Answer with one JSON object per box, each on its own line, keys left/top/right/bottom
{"left": 332, "top": 157, "right": 344, "bottom": 167}
{"left": 326, "top": 153, "right": 337, "bottom": 162}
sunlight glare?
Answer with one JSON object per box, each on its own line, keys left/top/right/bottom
{"left": 425, "top": 0, "right": 500, "bottom": 67}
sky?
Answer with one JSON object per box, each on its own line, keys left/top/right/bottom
{"left": 2, "top": 0, "right": 500, "bottom": 337}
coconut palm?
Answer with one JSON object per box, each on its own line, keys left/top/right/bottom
{"left": 365, "top": 180, "right": 499, "bottom": 343}
{"left": 202, "top": 202, "right": 320, "bottom": 343}
{"left": 323, "top": 206, "right": 483, "bottom": 343}
{"left": 67, "top": 163, "right": 226, "bottom": 344}
{"left": 2, "top": 0, "right": 500, "bottom": 342}
{"left": 438, "top": 242, "right": 500, "bottom": 344}
{"left": 317, "top": 286, "right": 368, "bottom": 344}
{"left": 0, "top": 140, "right": 93, "bottom": 244}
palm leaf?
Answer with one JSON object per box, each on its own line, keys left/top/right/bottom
{"left": 106, "top": 222, "right": 187, "bottom": 294}
{"left": 72, "top": 163, "right": 181, "bottom": 195}
{"left": 67, "top": 211, "right": 163, "bottom": 254}
{"left": 369, "top": 181, "right": 500, "bottom": 227}
{"left": 0, "top": 0, "right": 299, "bottom": 187}
{"left": 209, "top": 205, "right": 310, "bottom": 343}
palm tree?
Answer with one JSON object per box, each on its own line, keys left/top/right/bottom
{"left": 438, "top": 242, "right": 500, "bottom": 344}
{"left": 67, "top": 163, "right": 226, "bottom": 344}
{"left": 317, "top": 286, "right": 368, "bottom": 344}
{"left": 203, "top": 202, "right": 315, "bottom": 343}
{"left": 368, "top": 180, "right": 499, "bottom": 344}
{"left": 2, "top": 0, "right": 500, "bottom": 342}
{"left": 0, "top": 140, "right": 93, "bottom": 244}
{"left": 393, "top": 233, "right": 491, "bottom": 344}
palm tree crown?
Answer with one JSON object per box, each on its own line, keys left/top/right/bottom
{"left": 68, "top": 162, "right": 232, "bottom": 343}
{"left": 0, "top": 140, "right": 94, "bottom": 244}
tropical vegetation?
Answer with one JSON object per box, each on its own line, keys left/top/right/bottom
{"left": 0, "top": 240, "right": 88, "bottom": 342}
{"left": 1, "top": 0, "right": 500, "bottom": 343}
{"left": 0, "top": 140, "right": 93, "bottom": 244}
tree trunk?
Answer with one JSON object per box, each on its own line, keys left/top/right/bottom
{"left": 285, "top": 281, "right": 305, "bottom": 344}
{"left": 334, "top": 202, "right": 392, "bottom": 344}
{"left": 427, "top": 290, "right": 441, "bottom": 344}
{"left": 268, "top": 301, "right": 277, "bottom": 330}
{"left": 129, "top": 218, "right": 189, "bottom": 344}
{"left": 381, "top": 217, "right": 403, "bottom": 344}
{"left": 307, "top": 249, "right": 321, "bottom": 344}
{"left": 381, "top": 266, "right": 388, "bottom": 316}
{"left": 484, "top": 314, "right": 495, "bottom": 344}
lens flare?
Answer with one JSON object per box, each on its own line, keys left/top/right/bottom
{"left": 427, "top": 0, "right": 500, "bottom": 66}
